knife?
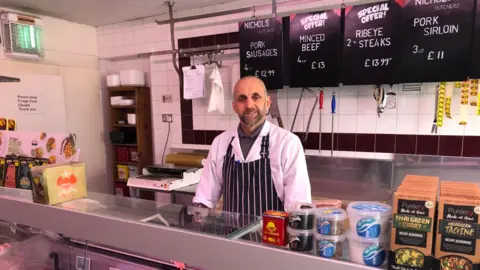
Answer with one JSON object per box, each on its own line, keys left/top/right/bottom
{"left": 268, "top": 90, "right": 284, "bottom": 128}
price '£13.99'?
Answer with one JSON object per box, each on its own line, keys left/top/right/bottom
{"left": 364, "top": 58, "right": 392, "bottom": 67}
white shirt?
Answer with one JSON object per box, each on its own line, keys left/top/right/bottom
{"left": 193, "top": 120, "right": 312, "bottom": 210}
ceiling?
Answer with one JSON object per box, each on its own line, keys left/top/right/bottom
{"left": 0, "top": 0, "right": 242, "bottom": 26}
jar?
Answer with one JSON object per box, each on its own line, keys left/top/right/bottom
{"left": 346, "top": 201, "right": 392, "bottom": 239}
{"left": 287, "top": 227, "right": 314, "bottom": 252}
{"left": 315, "top": 207, "right": 348, "bottom": 236}
{"left": 287, "top": 202, "right": 316, "bottom": 230}
{"left": 347, "top": 231, "right": 388, "bottom": 267}
{"left": 315, "top": 232, "right": 347, "bottom": 259}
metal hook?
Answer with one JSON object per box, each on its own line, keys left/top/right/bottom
{"left": 252, "top": 5, "right": 256, "bottom": 19}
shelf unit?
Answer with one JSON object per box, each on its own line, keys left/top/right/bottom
{"left": 108, "top": 86, "right": 154, "bottom": 200}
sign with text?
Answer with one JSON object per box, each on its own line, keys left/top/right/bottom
{"left": 239, "top": 18, "right": 283, "bottom": 90}
{"left": 470, "top": 2, "right": 480, "bottom": 78}
{"left": 289, "top": 10, "right": 342, "bottom": 87}
{"left": 342, "top": 2, "right": 398, "bottom": 85}
{"left": 16, "top": 93, "right": 44, "bottom": 114}
{"left": 394, "top": 0, "right": 475, "bottom": 82}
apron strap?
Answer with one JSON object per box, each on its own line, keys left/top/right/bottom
{"left": 226, "top": 136, "right": 235, "bottom": 157}
{"left": 260, "top": 133, "right": 270, "bottom": 159}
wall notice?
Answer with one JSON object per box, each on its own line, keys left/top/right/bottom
{"left": 17, "top": 94, "right": 44, "bottom": 113}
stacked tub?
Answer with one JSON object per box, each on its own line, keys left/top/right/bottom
{"left": 314, "top": 207, "right": 349, "bottom": 259}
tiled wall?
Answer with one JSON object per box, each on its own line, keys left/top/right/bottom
{"left": 97, "top": 1, "right": 480, "bottom": 162}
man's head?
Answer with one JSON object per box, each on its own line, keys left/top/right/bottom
{"left": 232, "top": 76, "right": 271, "bottom": 128}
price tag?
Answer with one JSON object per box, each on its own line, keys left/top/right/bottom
{"left": 394, "top": 0, "right": 475, "bottom": 82}
{"left": 289, "top": 10, "right": 342, "bottom": 87}
{"left": 239, "top": 18, "right": 284, "bottom": 90}
{"left": 342, "top": 2, "right": 398, "bottom": 85}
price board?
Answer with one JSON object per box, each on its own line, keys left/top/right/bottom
{"left": 289, "top": 10, "right": 342, "bottom": 87}
{"left": 239, "top": 18, "right": 284, "bottom": 90}
{"left": 342, "top": 2, "right": 399, "bottom": 85}
{"left": 394, "top": 0, "right": 475, "bottom": 82}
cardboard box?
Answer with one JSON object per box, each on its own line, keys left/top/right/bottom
{"left": 31, "top": 162, "right": 87, "bottom": 205}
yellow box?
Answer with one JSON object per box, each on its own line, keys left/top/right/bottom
{"left": 31, "top": 162, "right": 87, "bottom": 205}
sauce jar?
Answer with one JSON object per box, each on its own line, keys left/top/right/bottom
{"left": 287, "top": 227, "right": 314, "bottom": 252}
{"left": 315, "top": 207, "right": 348, "bottom": 236}
{"left": 287, "top": 202, "right": 316, "bottom": 230}
{"left": 315, "top": 232, "right": 347, "bottom": 259}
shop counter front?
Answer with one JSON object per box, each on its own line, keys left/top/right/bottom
{"left": 0, "top": 188, "right": 376, "bottom": 270}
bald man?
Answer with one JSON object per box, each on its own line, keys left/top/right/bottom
{"left": 193, "top": 76, "right": 311, "bottom": 216}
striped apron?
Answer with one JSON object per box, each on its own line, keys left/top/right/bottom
{"left": 222, "top": 133, "right": 284, "bottom": 217}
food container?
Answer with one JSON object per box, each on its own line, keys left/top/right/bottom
{"left": 348, "top": 231, "right": 387, "bottom": 267}
{"left": 116, "top": 147, "right": 129, "bottom": 162}
{"left": 315, "top": 207, "right": 348, "bottom": 235}
{"left": 117, "top": 165, "right": 129, "bottom": 180}
{"left": 315, "top": 232, "right": 347, "bottom": 259}
{"left": 110, "top": 96, "right": 123, "bottom": 106}
{"left": 347, "top": 201, "right": 392, "bottom": 239}
{"left": 287, "top": 202, "right": 316, "bottom": 230}
{"left": 287, "top": 227, "right": 314, "bottom": 252}
{"left": 128, "top": 165, "right": 138, "bottom": 178}
{"left": 127, "top": 114, "right": 136, "bottom": 125}
{"left": 315, "top": 199, "right": 343, "bottom": 209}
{"left": 106, "top": 74, "right": 120, "bottom": 87}
{"left": 31, "top": 162, "right": 87, "bottom": 205}
{"left": 115, "top": 182, "right": 130, "bottom": 197}
{"left": 129, "top": 148, "right": 138, "bottom": 162}
{"left": 262, "top": 210, "right": 288, "bottom": 247}
{"left": 120, "top": 70, "right": 145, "bottom": 86}
{"left": 119, "top": 99, "right": 135, "bottom": 106}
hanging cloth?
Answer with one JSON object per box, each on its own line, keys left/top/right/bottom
{"left": 207, "top": 65, "right": 225, "bottom": 113}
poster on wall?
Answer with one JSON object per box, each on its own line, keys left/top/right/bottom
{"left": 393, "top": 0, "right": 475, "bottom": 83}
{"left": 470, "top": 1, "right": 480, "bottom": 78}
{"left": 342, "top": 2, "right": 399, "bottom": 85}
{"left": 289, "top": 10, "right": 342, "bottom": 87}
{"left": 239, "top": 18, "right": 284, "bottom": 90}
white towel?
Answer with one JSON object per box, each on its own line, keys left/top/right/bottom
{"left": 207, "top": 65, "right": 225, "bottom": 113}
{"left": 231, "top": 62, "right": 240, "bottom": 93}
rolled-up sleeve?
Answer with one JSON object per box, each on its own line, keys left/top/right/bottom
{"left": 281, "top": 135, "right": 312, "bottom": 209}
{"left": 192, "top": 138, "right": 223, "bottom": 209}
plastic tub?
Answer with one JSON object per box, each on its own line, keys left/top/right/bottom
{"left": 347, "top": 201, "right": 392, "bottom": 239}
{"left": 287, "top": 227, "right": 314, "bottom": 252}
{"left": 315, "top": 232, "right": 347, "bottom": 259}
{"left": 287, "top": 202, "right": 316, "bottom": 230}
{"left": 347, "top": 231, "right": 388, "bottom": 267}
{"left": 315, "top": 207, "right": 348, "bottom": 236}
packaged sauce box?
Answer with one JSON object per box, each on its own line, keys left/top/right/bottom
{"left": 435, "top": 196, "right": 480, "bottom": 270}
{"left": 16, "top": 157, "right": 34, "bottom": 190}
{"left": 0, "top": 158, "right": 5, "bottom": 186}
{"left": 4, "top": 157, "right": 19, "bottom": 188}
{"left": 262, "top": 210, "right": 288, "bottom": 247}
{"left": 389, "top": 188, "right": 438, "bottom": 269}
{"left": 31, "top": 162, "right": 87, "bottom": 205}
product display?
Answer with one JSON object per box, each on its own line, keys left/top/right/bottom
{"left": 0, "top": 158, "right": 4, "bottom": 186}
{"left": 287, "top": 227, "right": 314, "bottom": 252}
{"left": 347, "top": 201, "right": 392, "bottom": 239}
{"left": 4, "top": 157, "right": 19, "bottom": 188}
{"left": 348, "top": 231, "right": 388, "bottom": 267}
{"left": 16, "top": 158, "right": 34, "bottom": 190}
{"left": 117, "top": 165, "right": 129, "bottom": 180}
{"left": 287, "top": 202, "right": 316, "bottom": 230}
{"left": 315, "top": 199, "right": 343, "bottom": 209}
{"left": 315, "top": 207, "right": 348, "bottom": 236}
{"left": 31, "top": 162, "right": 87, "bottom": 205}
{"left": 315, "top": 232, "right": 346, "bottom": 259}
{"left": 389, "top": 175, "right": 439, "bottom": 270}
{"left": 262, "top": 210, "right": 288, "bottom": 247}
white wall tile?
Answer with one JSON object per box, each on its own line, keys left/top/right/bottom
{"left": 205, "top": 115, "right": 219, "bottom": 130}
{"left": 418, "top": 94, "right": 436, "bottom": 115}
{"left": 151, "top": 86, "right": 169, "bottom": 101}
{"left": 397, "top": 93, "right": 420, "bottom": 115}
{"left": 356, "top": 152, "right": 376, "bottom": 159}
{"left": 417, "top": 114, "right": 435, "bottom": 135}
{"left": 338, "top": 115, "right": 357, "bottom": 133}
{"left": 338, "top": 96, "right": 358, "bottom": 115}
{"left": 303, "top": 113, "right": 320, "bottom": 134}
{"left": 397, "top": 115, "right": 418, "bottom": 134}
{"left": 376, "top": 115, "right": 397, "bottom": 134}
{"left": 287, "top": 114, "right": 304, "bottom": 132}
{"left": 357, "top": 96, "right": 377, "bottom": 115}
{"left": 193, "top": 115, "right": 205, "bottom": 130}
{"left": 465, "top": 116, "right": 480, "bottom": 136}
{"left": 358, "top": 85, "right": 373, "bottom": 96}
{"left": 339, "top": 85, "right": 358, "bottom": 96}
{"left": 151, "top": 71, "right": 168, "bottom": 86}
{"left": 218, "top": 115, "right": 232, "bottom": 130}
{"left": 357, "top": 115, "right": 377, "bottom": 133}
{"left": 439, "top": 114, "right": 465, "bottom": 136}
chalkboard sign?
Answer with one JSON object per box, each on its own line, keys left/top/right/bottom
{"left": 394, "top": 0, "right": 475, "bottom": 82}
{"left": 470, "top": 2, "right": 480, "bottom": 78}
{"left": 342, "top": 2, "right": 398, "bottom": 85}
{"left": 289, "top": 10, "right": 342, "bottom": 87}
{"left": 239, "top": 18, "right": 283, "bottom": 90}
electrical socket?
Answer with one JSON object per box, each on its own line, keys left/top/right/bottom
{"left": 162, "top": 94, "right": 173, "bottom": 103}
{"left": 162, "top": 114, "right": 173, "bottom": 123}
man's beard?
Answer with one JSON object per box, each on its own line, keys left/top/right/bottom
{"left": 240, "top": 109, "right": 265, "bottom": 127}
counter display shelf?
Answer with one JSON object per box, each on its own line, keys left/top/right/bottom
{"left": 0, "top": 188, "right": 376, "bottom": 270}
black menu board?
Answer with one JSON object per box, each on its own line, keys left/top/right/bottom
{"left": 342, "top": 2, "right": 398, "bottom": 85}
{"left": 470, "top": 2, "right": 480, "bottom": 78}
{"left": 394, "top": 0, "right": 475, "bottom": 82}
{"left": 239, "top": 18, "right": 283, "bottom": 90}
{"left": 289, "top": 10, "right": 342, "bottom": 87}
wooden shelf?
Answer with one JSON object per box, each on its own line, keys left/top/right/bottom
{"left": 114, "top": 161, "right": 138, "bottom": 166}
{"left": 111, "top": 105, "right": 136, "bottom": 109}
{"left": 115, "top": 179, "right": 128, "bottom": 183}
{"left": 112, "top": 143, "right": 137, "bottom": 147}
{"left": 108, "top": 86, "right": 148, "bottom": 92}
{"left": 113, "top": 124, "right": 136, "bottom": 128}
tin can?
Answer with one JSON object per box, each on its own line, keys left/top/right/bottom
{"left": 262, "top": 210, "right": 288, "bottom": 247}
